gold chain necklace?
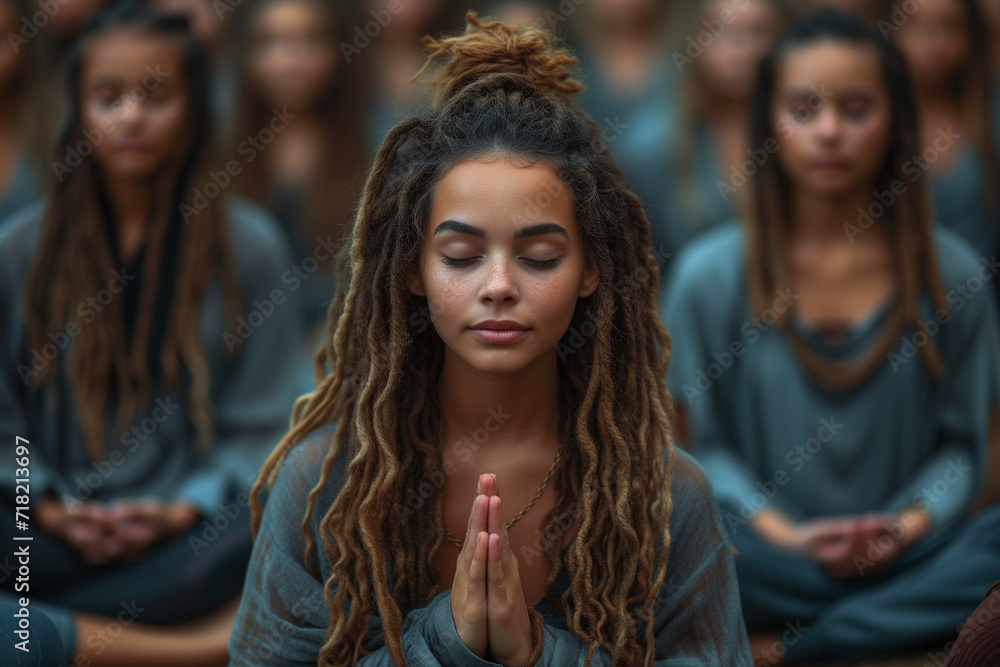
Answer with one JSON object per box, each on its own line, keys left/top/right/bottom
{"left": 442, "top": 443, "right": 562, "bottom": 549}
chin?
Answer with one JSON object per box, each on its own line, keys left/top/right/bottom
{"left": 455, "top": 345, "right": 542, "bottom": 376}
{"left": 802, "top": 175, "right": 865, "bottom": 198}
{"left": 107, "top": 161, "right": 161, "bottom": 179}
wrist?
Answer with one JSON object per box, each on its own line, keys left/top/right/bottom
{"left": 896, "top": 506, "right": 932, "bottom": 549}
{"left": 34, "top": 498, "right": 65, "bottom": 535}
{"left": 507, "top": 608, "right": 544, "bottom": 667}
{"left": 751, "top": 508, "right": 797, "bottom": 550}
{"left": 166, "top": 502, "right": 200, "bottom": 534}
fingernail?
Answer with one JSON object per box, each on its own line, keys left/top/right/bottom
{"left": 476, "top": 474, "right": 483, "bottom": 494}
{"left": 491, "top": 473, "right": 499, "bottom": 494}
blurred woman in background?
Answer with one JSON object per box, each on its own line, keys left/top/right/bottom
{"left": 0, "top": 3, "right": 307, "bottom": 663}
{"left": 884, "top": 0, "right": 999, "bottom": 269}
{"left": 633, "top": 0, "right": 795, "bottom": 276}
{"left": 362, "top": 0, "right": 470, "bottom": 149}
{"left": 663, "top": 9, "right": 1000, "bottom": 663}
{"left": 229, "top": 0, "right": 369, "bottom": 334}
{"left": 150, "top": 0, "right": 238, "bottom": 123}
{"left": 562, "top": 0, "right": 674, "bottom": 264}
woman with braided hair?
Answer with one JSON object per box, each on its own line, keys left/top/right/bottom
{"left": 229, "top": 12, "right": 751, "bottom": 667}
{"left": 0, "top": 1, "right": 307, "bottom": 663}
{"left": 662, "top": 8, "right": 1000, "bottom": 663}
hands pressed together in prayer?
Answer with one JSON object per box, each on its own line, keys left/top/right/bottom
{"left": 754, "top": 506, "right": 932, "bottom": 578}
{"left": 450, "top": 473, "right": 539, "bottom": 666}
{"left": 36, "top": 497, "right": 200, "bottom": 564}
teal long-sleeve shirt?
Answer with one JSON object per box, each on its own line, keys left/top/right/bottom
{"left": 227, "top": 424, "right": 752, "bottom": 665}
{"left": 661, "top": 223, "right": 1000, "bottom": 530}
{"left": 0, "top": 197, "right": 311, "bottom": 517}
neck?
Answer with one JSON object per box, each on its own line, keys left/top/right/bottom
{"left": 692, "top": 81, "right": 747, "bottom": 124}
{"left": 101, "top": 175, "right": 157, "bottom": 265}
{"left": 436, "top": 347, "right": 561, "bottom": 467}
{"left": 788, "top": 186, "right": 887, "bottom": 243}
{"left": 378, "top": 39, "right": 423, "bottom": 66}
{"left": 705, "top": 98, "right": 748, "bottom": 128}
{"left": 914, "top": 84, "right": 959, "bottom": 115}
{"left": 591, "top": 19, "right": 659, "bottom": 56}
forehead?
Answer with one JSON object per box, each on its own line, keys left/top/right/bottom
{"left": 81, "top": 30, "right": 184, "bottom": 86}
{"left": 428, "top": 158, "right": 576, "bottom": 235}
{"left": 707, "top": 0, "right": 781, "bottom": 25}
{"left": 254, "top": 0, "right": 331, "bottom": 31}
{"left": 774, "top": 40, "right": 883, "bottom": 92}
{"left": 907, "top": 0, "right": 968, "bottom": 22}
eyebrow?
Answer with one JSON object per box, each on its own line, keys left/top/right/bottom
{"left": 432, "top": 220, "right": 569, "bottom": 241}
{"left": 89, "top": 76, "right": 121, "bottom": 89}
{"left": 782, "top": 87, "right": 874, "bottom": 100}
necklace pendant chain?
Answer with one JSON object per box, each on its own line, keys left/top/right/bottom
{"left": 442, "top": 444, "right": 562, "bottom": 549}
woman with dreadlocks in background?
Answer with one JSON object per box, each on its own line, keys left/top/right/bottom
{"left": 662, "top": 8, "right": 1000, "bottom": 664}
{"left": 228, "top": 12, "right": 752, "bottom": 667}
{"left": 882, "top": 0, "right": 999, "bottom": 283}
{"left": 0, "top": 2, "right": 307, "bottom": 664}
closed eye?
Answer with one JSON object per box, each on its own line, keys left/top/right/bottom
{"left": 440, "top": 256, "right": 562, "bottom": 269}
{"left": 441, "top": 256, "right": 478, "bottom": 266}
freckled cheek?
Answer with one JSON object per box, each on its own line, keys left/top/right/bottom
{"left": 421, "top": 269, "right": 477, "bottom": 328}
{"left": 525, "top": 278, "right": 579, "bottom": 330}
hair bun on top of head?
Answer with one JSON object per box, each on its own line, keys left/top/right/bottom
{"left": 413, "top": 11, "right": 582, "bottom": 107}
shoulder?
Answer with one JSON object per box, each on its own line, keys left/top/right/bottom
{"left": 667, "top": 222, "right": 746, "bottom": 294}
{"left": 224, "top": 195, "right": 293, "bottom": 271}
{"left": 930, "top": 225, "right": 1000, "bottom": 335}
{"left": 221, "top": 196, "right": 298, "bottom": 306}
{"left": 661, "top": 222, "right": 747, "bottom": 327}
{"left": 931, "top": 225, "right": 991, "bottom": 288}
{"left": 660, "top": 447, "right": 737, "bottom": 593}
{"left": 0, "top": 199, "right": 45, "bottom": 261}
{"left": 264, "top": 423, "right": 349, "bottom": 527}
{"left": 667, "top": 447, "right": 725, "bottom": 537}
{"left": 0, "top": 200, "right": 46, "bottom": 300}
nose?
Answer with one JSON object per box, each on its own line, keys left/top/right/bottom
{"left": 813, "top": 105, "right": 841, "bottom": 142}
{"left": 117, "top": 97, "right": 145, "bottom": 130}
{"left": 479, "top": 255, "right": 519, "bottom": 305}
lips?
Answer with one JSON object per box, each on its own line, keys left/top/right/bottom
{"left": 116, "top": 141, "right": 149, "bottom": 152}
{"left": 470, "top": 320, "right": 529, "bottom": 331}
{"left": 812, "top": 157, "right": 847, "bottom": 170}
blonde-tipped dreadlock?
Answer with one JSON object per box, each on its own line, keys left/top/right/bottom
{"left": 251, "top": 13, "right": 676, "bottom": 666}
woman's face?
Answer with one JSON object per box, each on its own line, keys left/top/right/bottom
{"left": 407, "top": 157, "right": 599, "bottom": 376}
{"left": 81, "top": 31, "right": 189, "bottom": 182}
{"left": 249, "top": 0, "right": 337, "bottom": 114}
{"left": 365, "top": 0, "right": 443, "bottom": 38}
{"left": 590, "top": 0, "right": 662, "bottom": 27}
{"left": 696, "top": 0, "right": 784, "bottom": 99}
{"left": 892, "top": 0, "right": 971, "bottom": 93}
{"left": 771, "top": 40, "right": 892, "bottom": 198}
